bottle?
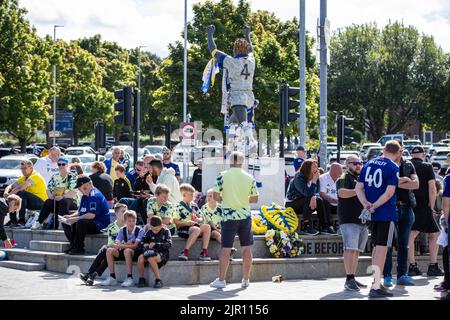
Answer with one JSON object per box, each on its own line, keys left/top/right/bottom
{"left": 272, "top": 275, "right": 283, "bottom": 283}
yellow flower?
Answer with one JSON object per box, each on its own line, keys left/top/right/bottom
{"left": 274, "top": 251, "right": 282, "bottom": 258}
{"left": 269, "top": 245, "right": 278, "bottom": 254}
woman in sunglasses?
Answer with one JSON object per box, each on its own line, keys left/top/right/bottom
{"left": 31, "top": 157, "right": 78, "bottom": 230}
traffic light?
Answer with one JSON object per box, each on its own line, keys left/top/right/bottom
{"left": 114, "top": 86, "right": 133, "bottom": 126}
{"left": 94, "top": 121, "right": 105, "bottom": 151}
{"left": 280, "top": 83, "right": 300, "bottom": 125}
{"left": 337, "top": 115, "right": 354, "bottom": 148}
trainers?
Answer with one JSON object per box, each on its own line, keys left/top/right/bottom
{"left": 67, "top": 249, "right": 85, "bottom": 255}
{"left": 100, "top": 276, "right": 117, "bottom": 286}
{"left": 383, "top": 276, "right": 393, "bottom": 287}
{"left": 408, "top": 263, "right": 422, "bottom": 276}
{"left": 178, "top": 251, "right": 189, "bottom": 261}
{"left": 153, "top": 279, "right": 163, "bottom": 289}
{"left": 241, "top": 278, "right": 250, "bottom": 288}
{"left": 427, "top": 264, "right": 444, "bottom": 277}
{"left": 85, "top": 275, "right": 95, "bottom": 286}
{"left": 30, "top": 221, "right": 42, "bottom": 230}
{"left": 321, "top": 226, "right": 337, "bottom": 235}
{"left": 121, "top": 277, "right": 134, "bottom": 287}
{"left": 199, "top": 251, "right": 211, "bottom": 261}
{"left": 397, "top": 275, "right": 414, "bottom": 286}
{"left": 137, "top": 278, "right": 147, "bottom": 288}
{"left": 354, "top": 280, "right": 367, "bottom": 288}
{"left": 344, "top": 279, "right": 360, "bottom": 291}
{"left": 369, "top": 288, "right": 394, "bottom": 298}
{"left": 79, "top": 273, "right": 90, "bottom": 284}
{"left": 210, "top": 278, "right": 226, "bottom": 289}
{"left": 434, "top": 283, "right": 449, "bottom": 292}
{"left": 302, "top": 225, "right": 319, "bottom": 236}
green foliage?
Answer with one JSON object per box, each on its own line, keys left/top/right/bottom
{"left": 328, "top": 22, "right": 449, "bottom": 140}
{"left": 0, "top": 0, "right": 52, "bottom": 151}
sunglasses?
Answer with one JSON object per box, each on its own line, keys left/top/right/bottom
{"left": 348, "top": 162, "right": 362, "bottom": 167}
{"left": 57, "top": 163, "right": 67, "bottom": 167}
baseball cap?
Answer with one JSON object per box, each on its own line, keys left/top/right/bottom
{"left": 296, "top": 145, "right": 306, "bottom": 152}
{"left": 411, "top": 146, "right": 424, "bottom": 154}
{"left": 57, "top": 156, "right": 69, "bottom": 164}
{"left": 75, "top": 176, "right": 91, "bottom": 189}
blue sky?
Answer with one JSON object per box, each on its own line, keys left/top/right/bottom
{"left": 21, "top": 0, "right": 450, "bottom": 58}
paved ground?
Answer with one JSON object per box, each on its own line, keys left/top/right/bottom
{"left": 0, "top": 267, "right": 446, "bottom": 300}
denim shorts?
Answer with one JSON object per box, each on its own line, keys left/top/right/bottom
{"left": 340, "top": 223, "right": 369, "bottom": 252}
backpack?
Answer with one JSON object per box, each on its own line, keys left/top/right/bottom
{"left": 122, "top": 226, "right": 141, "bottom": 243}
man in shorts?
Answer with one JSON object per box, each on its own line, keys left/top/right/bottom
{"left": 408, "top": 146, "right": 443, "bottom": 277}
{"left": 356, "top": 140, "right": 402, "bottom": 298}
{"left": 336, "top": 155, "right": 368, "bottom": 291}
{"left": 210, "top": 152, "right": 259, "bottom": 289}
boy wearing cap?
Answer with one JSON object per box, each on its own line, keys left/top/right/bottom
{"left": 61, "top": 176, "right": 110, "bottom": 255}
{"left": 32, "top": 156, "right": 78, "bottom": 230}
{"left": 294, "top": 146, "right": 307, "bottom": 173}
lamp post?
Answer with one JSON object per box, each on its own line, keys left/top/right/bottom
{"left": 52, "top": 25, "right": 64, "bottom": 146}
{"left": 183, "top": 0, "right": 189, "bottom": 183}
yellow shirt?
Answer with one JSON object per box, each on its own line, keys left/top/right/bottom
{"left": 109, "top": 159, "right": 118, "bottom": 182}
{"left": 16, "top": 170, "right": 48, "bottom": 201}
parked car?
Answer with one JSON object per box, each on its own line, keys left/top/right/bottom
{"left": 191, "top": 145, "right": 223, "bottom": 164}
{"left": 403, "top": 139, "right": 422, "bottom": 153}
{"left": 0, "top": 148, "right": 20, "bottom": 158}
{"left": 377, "top": 134, "right": 404, "bottom": 146}
{"left": 65, "top": 146, "right": 99, "bottom": 163}
{"left": 0, "top": 154, "right": 39, "bottom": 195}
{"left": 366, "top": 146, "right": 384, "bottom": 162}
{"left": 359, "top": 143, "right": 381, "bottom": 161}
{"left": 144, "top": 145, "right": 165, "bottom": 156}
{"left": 430, "top": 148, "right": 450, "bottom": 172}
{"left": 329, "top": 150, "right": 359, "bottom": 164}
{"left": 439, "top": 139, "right": 450, "bottom": 145}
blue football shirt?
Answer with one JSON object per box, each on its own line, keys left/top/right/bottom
{"left": 358, "top": 157, "right": 399, "bottom": 222}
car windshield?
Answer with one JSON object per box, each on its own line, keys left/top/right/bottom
{"left": 66, "top": 150, "right": 84, "bottom": 156}
{"left": 0, "top": 159, "right": 22, "bottom": 169}
{"left": 146, "top": 146, "right": 163, "bottom": 154}
{"left": 436, "top": 151, "right": 450, "bottom": 157}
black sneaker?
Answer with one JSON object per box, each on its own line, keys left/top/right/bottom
{"left": 67, "top": 249, "right": 85, "bottom": 255}
{"left": 153, "top": 279, "right": 163, "bottom": 288}
{"left": 355, "top": 280, "right": 368, "bottom": 288}
{"left": 4, "top": 219, "right": 18, "bottom": 227}
{"left": 344, "top": 279, "right": 360, "bottom": 291}
{"left": 408, "top": 263, "right": 422, "bottom": 276}
{"left": 369, "top": 288, "right": 394, "bottom": 298}
{"left": 302, "top": 225, "right": 319, "bottom": 236}
{"left": 79, "top": 273, "right": 90, "bottom": 283}
{"left": 427, "top": 264, "right": 444, "bottom": 277}
{"left": 85, "top": 275, "right": 95, "bottom": 286}
{"left": 11, "top": 221, "right": 26, "bottom": 229}
{"left": 64, "top": 246, "right": 74, "bottom": 254}
{"left": 321, "top": 226, "right": 337, "bottom": 235}
{"left": 138, "top": 278, "right": 147, "bottom": 288}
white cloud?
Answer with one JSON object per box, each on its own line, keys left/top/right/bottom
{"left": 21, "top": 0, "right": 450, "bottom": 58}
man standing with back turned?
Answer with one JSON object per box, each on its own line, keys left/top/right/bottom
{"left": 356, "top": 140, "right": 402, "bottom": 298}
{"left": 210, "top": 152, "right": 259, "bottom": 289}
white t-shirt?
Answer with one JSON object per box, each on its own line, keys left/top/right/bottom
{"left": 223, "top": 53, "right": 255, "bottom": 108}
{"left": 34, "top": 157, "right": 59, "bottom": 185}
{"left": 319, "top": 173, "right": 338, "bottom": 206}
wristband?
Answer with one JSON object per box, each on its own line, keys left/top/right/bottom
{"left": 211, "top": 49, "right": 217, "bottom": 58}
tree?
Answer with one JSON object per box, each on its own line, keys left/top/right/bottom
{"left": 0, "top": 0, "right": 52, "bottom": 151}
{"left": 53, "top": 40, "right": 115, "bottom": 144}
{"left": 328, "top": 22, "right": 448, "bottom": 140}
{"left": 153, "top": 0, "right": 320, "bottom": 142}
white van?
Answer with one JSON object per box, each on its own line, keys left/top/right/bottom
{"left": 377, "top": 134, "right": 404, "bottom": 146}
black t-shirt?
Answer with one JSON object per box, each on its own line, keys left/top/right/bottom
{"left": 113, "top": 178, "right": 132, "bottom": 201}
{"left": 411, "top": 158, "right": 435, "bottom": 204}
{"left": 191, "top": 168, "right": 202, "bottom": 192}
{"left": 336, "top": 171, "right": 364, "bottom": 225}
{"left": 134, "top": 173, "right": 151, "bottom": 192}
{"left": 396, "top": 158, "right": 417, "bottom": 203}
{"left": 141, "top": 227, "right": 172, "bottom": 255}
{"left": 89, "top": 172, "right": 113, "bottom": 201}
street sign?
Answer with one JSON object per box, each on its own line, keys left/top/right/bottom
{"left": 49, "top": 130, "right": 62, "bottom": 138}
{"left": 180, "top": 122, "right": 196, "bottom": 146}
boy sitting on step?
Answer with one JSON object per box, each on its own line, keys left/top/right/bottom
{"left": 146, "top": 184, "right": 176, "bottom": 235}
{"left": 79, "top": 203, "right": 127, "bottom": 286}
{"left": 137, "top": 216, "right": 172, "bottom": 288}
{"left": 101, "top": 210, "right": 143, "bottom": 287}
{"left": 174, "top": 184, "right": 212, "bottom": 261}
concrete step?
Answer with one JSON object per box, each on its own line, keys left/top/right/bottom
{"left": 7, "top": 228, "right": 431, "bottom": 259}
{"left": 0, "top": 260, "right": 45, "bottom": 271}
{"left": 29, "top": 240, "right": 71, "bottom": 253}
{"left": 2, "top": 247, "right": 442, "bottom": 286}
